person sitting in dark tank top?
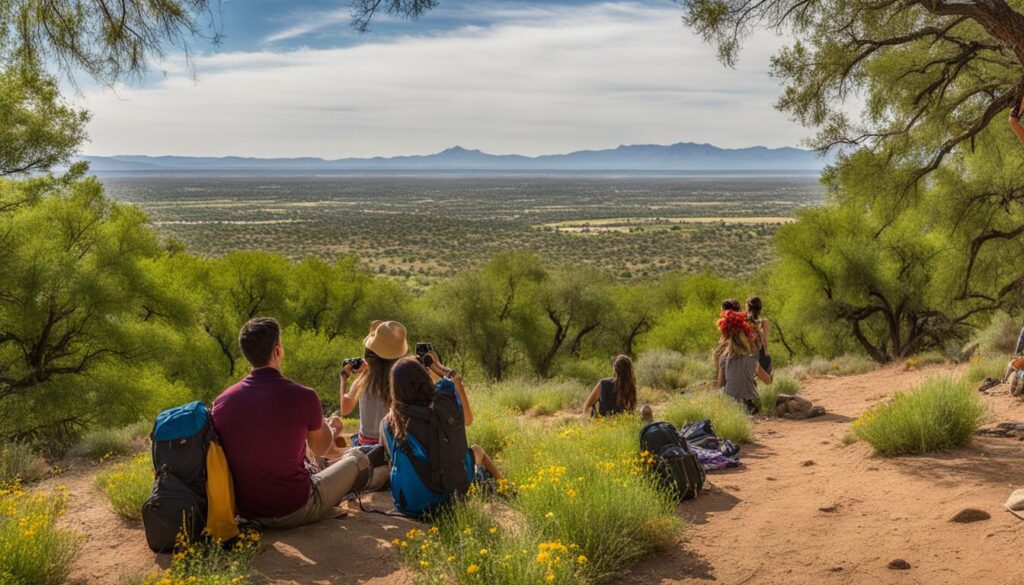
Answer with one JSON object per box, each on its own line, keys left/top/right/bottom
{"left": 584, "top": 355, "right": 638, "bottom": 417}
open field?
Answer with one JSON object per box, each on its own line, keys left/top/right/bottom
{"left": 27, "top": 362, "right": 1024, "bottom": 585}
{"left": 99, "top": 173, "right": 823, "bottom": 286}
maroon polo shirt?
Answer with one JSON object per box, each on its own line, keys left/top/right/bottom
{"left": 212, "top": 367, "right": 322, "bottom": 519}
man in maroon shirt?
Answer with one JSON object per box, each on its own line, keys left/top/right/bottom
{"left": 212, "top": 317, "right": 377, "bottom": 528}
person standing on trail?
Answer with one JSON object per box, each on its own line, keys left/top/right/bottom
{"left": 746, "top": 296, "right": 772, "bottom": 374}
{"left": 715, "top": 310, "right": 772, "bottom": 414}
{"left": 212, "top": 317, "right": 386, "bottom": 528}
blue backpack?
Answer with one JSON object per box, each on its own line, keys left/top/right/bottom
{"left": 383, "top": 392, "right": 474, "bottom": 518}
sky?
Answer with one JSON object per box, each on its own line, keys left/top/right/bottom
{"left": 74, "top": 0, "right": 805, "bottom": 158}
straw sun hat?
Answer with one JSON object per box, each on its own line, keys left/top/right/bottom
{"left": 363, "top": 320, "right": 408, "bottom": 360}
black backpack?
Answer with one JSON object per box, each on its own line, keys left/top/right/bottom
{"left": 640, "top": 421, "right": 705, "bottom": 501}
{"left": 142, "top": 401, "right": 214, "bottom": 552}
{"left": 391, "top": 391, "right": 471, "bottom": 514}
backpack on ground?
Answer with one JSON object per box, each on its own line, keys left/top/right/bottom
{"left": 384, "top": 391, "right": 473, "bottom": 518}
{"left": 640, "top": 421, "right": 705, "bottom": 501}
{"left": 142, "top": 401, "right": 239, "bottom": 552}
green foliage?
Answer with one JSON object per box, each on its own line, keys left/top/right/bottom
{"left": 634, "top": 349, "right": 715, "bottom": 390}
{"left": 403, "top": 416, "right": 680, "bottom": 584}
{"left": 965, "top": 356, "right": 1007, "bottom": 384}
{"left": 663, "top": 392, "right": 751, "bottom": 443}
{"left": 0, "top": 484, "right": 80, "bottom": 585}
{"left": 0, "top": 443, "right": 49, "bottom": 484}
{"left": 785, "top": 355, "right": 877, "bottom": 380}
{"left": 852, "top": 377, "right": 986, "bottom": 455}
{"left": 71, "top": 421, "right": 150, "bottom": 461}
{"left": 759, "top": 375, "right": 800, "bottom": 418}
{"left": 0, "top": 61, "right": 88, "bottom": 176}
{"left": 488, "top": 379, "right": 584, "bottom": 416}
{"left": 974, "top": 312, "right": 1021, "bottom": 356}
{"left": 94, "top": 454, "right": 152, "bottom": 521}
{"left": 135, "top": 528, "right": 261, "bottom": 585}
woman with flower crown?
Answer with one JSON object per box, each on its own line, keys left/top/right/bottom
{"left": 714, "top": 310, "right": 773, "bottom": 413}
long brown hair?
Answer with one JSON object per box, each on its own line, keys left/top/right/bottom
{"left": 352, "top": 348, "right": 398, "bottom": 405}
{"left": 388, "top": 357, "right": 435, "bottom": 440}
{"left": 612, "top": 355, "right": 637, "bottom": 412}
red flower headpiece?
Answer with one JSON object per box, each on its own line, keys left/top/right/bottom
{"left": 717, "top": 310, "right": 755, "bottom": 343}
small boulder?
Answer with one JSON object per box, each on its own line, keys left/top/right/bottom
{"left": 801, "top": 460, "right": 815, "bottom": 467}
{"left": 888, "top": 559, "right": 911, "bottom": 571}
{"left": 949, "top": 508, "right": 990, "bottom": 523}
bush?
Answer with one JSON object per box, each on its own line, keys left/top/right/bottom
{"left": 488, "top": 379, "right": 584, "bottom": 416}
{"left": 94, "top": 454, "right": 152, "bottom": 520}
{"left": 0, "top": 443, "right": 50, "bottom": 484}
{"left": 467, "top": 404, "right": 520, "bottom": 458}
{"left": 400, "top": 416, "right": 681, "bottom": 584}
{"left": 136, "top": 527, "right": 261, "bottom": 585}
{"left": 975, "top": 311, "right": 1020, "bottom": 355}
{"left": 903, "top": 352, "right": 947, "bottom": 370}
{"left": 0, "top": 483, "right": 80, "bottom": 585}
{"left": 663, "top": 391, "right": 752, "bottom": 443}
{"left": 634, "top": 350, "right": 714, "bottom": 391}
{"left": 965, "top": 355, "right": 1006, "bottom": 384}
{"left": 758, "top": 375, "right": 800, "bottom": 418}
{"left": 787, "top": 354, "right": 875, "bottom": 379}
{"left": 71, "top": 421, "right": 150, "bottom": 461}
{"left": 852, "top": 377, "right": 987, "bottom": 455}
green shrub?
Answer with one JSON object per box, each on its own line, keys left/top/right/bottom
{"left": 488, "top": 379, "right": 584, "bottom": 416}
{"left": 852, "top": 377, "right": 986, "bottom": 455}
{"left": 401, "top": 416, "right": 681, "bottom": 584}
{"left": 94, "top": 454, "right": 152, "bottom": 520}
{"left": 467, "top": 404, "right": 520, "bottom": 458}
{"left": 975, "top": 311, "right": 1020, "bottom": 355}
{"left": 634, "top": 349, "right": 714, "bottom": 390}
{"left": 0, "top": 484, "right": 81, "bottom": 585}
{"left": 135, "top": 527, "right": 261, "bottom": 585}
{"left": 787, "top": 354, "right": 876, "bottom": 379}
{"left": 0, "top": 443, "right": 50, "bottom": 484}
{"left": 72, "top": 421, "right": 150, "bottom": 461}
{"left": 759, "top": 375, "right": 800, "bottom": 418}
{"left": 965, "top": 355, "right": 1006, "bottom": 384}
{"left": 663, "top": 392, "right": 752, "bottom": 443}
{"left": 554, "top": 357, "right": 609, "bottom": 387}
{"left": 903, "top": 352, "right": 947, "bottom": 370}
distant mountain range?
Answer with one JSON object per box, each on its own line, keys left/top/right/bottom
{"left": 81, "top": 143, "right": 828, "bottom": 173}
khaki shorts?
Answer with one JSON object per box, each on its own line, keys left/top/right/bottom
{"left": 254, "top": 449, "right": 369, "bottom": 529}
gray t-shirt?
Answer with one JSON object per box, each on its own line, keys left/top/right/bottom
{"left": 720, "top": 353, "right": 759, "bottom": 402}
{"left": 358, "top": 391, "right": 388, "bottom": 441}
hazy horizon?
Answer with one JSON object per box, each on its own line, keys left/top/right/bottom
{"left": 68, "top": 1, "right": 807, "bottom": 159}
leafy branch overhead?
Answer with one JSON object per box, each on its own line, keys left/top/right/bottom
{"left": 679, "top": 0, "right": 1024, "bottom": 185}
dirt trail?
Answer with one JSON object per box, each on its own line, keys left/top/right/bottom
{"left": 624, "top": 364, "right": 1024, "bottom": 585}
{"left": 52, "top": 364, "right": 1024, "bottom": 584}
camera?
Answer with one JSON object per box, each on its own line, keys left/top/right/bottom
{"left": 415, "top": 342, "right": 438, "bottom": 368}
{"left": 340, "top": 357, "right": 364, "bottom": 377}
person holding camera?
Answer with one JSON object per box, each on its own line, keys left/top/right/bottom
{"left": 380, "top": 351, "right": 503, "bottom": 517}
{"left": 339, "top": 320, "right": 408, "bottom": 446}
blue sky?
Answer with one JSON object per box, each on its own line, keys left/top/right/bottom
{"left": 77, "top": 0, "right": 804, "bottom": 158}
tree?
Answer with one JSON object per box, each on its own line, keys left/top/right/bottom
{"left": 772, "top": 125, "right": 1024, "bottom": 361}
{"left": 0, "top": 61, "right": 88, "bottom": 176}
{"left": 0, "top": 172, "right": 189, "bottom": 450}
{"left": 2, "top": 0, "right": 219, "bottom": 84}
{"left": 681, "top": 0, "right": 1024, "bottom": 191}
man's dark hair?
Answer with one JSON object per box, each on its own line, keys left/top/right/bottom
{"left": 238, "top": 317, "right": 281, "bottom": 367}
{"left": 721, "top": 298, "right": 741, "bottom": 312}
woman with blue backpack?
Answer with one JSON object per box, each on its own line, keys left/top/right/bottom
{"left": 380, "top": 353, "right": 503, "bottom": 517}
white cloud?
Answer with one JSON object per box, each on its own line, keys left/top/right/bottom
{"left": 78, "top": 2, "right": 804, "bottom": 157}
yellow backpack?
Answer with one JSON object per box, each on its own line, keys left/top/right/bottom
{"left": 205, "top": 439, "right": 240, "bottom": 541}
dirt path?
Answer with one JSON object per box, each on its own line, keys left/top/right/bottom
{"left": 51, "top": 364, "right": 1024, "bottom": 584}
{"left": 624, "top": 364, "right": 1024, "bottom": 585}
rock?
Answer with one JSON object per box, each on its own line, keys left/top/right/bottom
{"left": 888, "top": 559, "right": 911, "bottom": 570}
{"left": 949, "top": 508, "right": 990, "bottom": 523}
{"left": 801, "top": 460, "right": 815, "bottom": 467}
{"left": 819, "top": 504, "right": 839, "bottom": 513}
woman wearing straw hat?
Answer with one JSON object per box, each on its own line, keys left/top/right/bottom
{"left": 340, "top": 320, "right": 408, "bottom": 446}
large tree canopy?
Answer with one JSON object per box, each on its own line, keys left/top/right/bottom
{"left": 680, "top": 0, "right": 1024, "bottom": 190}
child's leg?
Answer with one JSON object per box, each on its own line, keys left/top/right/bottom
{"left": 471, "top": 444, "right": 504, "bottom": 480}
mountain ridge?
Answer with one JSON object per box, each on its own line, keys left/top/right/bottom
{"left": 82, "top": 141, "right": 828, "bottom": 172}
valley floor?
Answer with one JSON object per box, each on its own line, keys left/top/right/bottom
{"left": 53, "top": 363, "right": 1024, "bottom": 584}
